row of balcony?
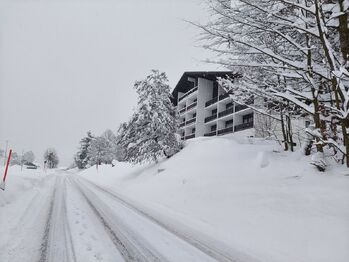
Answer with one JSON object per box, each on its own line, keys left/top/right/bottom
{"left": 179, "top": 101, "right": 197, "bottom": 115}
{"left": 204, "top": 104, "right": 249, "bottom": 123}
{"left": 178, "top": 87, "right": 198, "bottom": 102}
{"left": 204, "top": 121, "right": 253, "bottom": 137}
{"left": 205, "top": 93, "right": 230, "bottom": 107}
{"left": 179, "top": 117, "right": 196, "bottom": 128}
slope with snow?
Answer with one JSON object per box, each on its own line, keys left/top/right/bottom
{"left": 80, "top": 135, "right": 349, "bottom": 262}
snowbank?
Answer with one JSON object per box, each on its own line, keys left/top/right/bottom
{"left": 80, "top": 136, "right": 349, "bottom": 262}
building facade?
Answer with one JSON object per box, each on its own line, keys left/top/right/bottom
{"left": 172, "top": 72, "right": 254, "bottom": 140}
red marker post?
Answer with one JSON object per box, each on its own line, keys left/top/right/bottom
{"left": 0, "top": 149, "right": 12, "bottom": 191}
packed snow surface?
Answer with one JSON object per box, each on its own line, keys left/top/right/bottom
{"left": 0, "top": 134, "right": 348, "bottom": 262}
{"left": 81, "top": 135, "right": 349, "bottom": 262}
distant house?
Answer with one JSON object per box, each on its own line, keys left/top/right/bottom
{"left": 24, "top": 162, "right": 38, "bottom": 169}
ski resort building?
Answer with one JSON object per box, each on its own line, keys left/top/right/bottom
{"left": 171, "top": 71, "right": 254, "bottom": 140}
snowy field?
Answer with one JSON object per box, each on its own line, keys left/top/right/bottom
{"left": 0, "top": 134, "right": 348, "bottom": 262}
{"left": 80, "top": 134, "right": 349, "bottom": 262}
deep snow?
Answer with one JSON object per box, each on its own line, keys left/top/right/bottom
{"left": 80, "top": 134, "right": 349, "bottom": 262}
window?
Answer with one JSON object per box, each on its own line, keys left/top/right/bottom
{"left": 193, "top": 98, "right": 197, "bottom": 103}
{"left": 226, "top": 102, "right": 234, "bottom": 109}
{"left": 225, "top": 119, "right": 234, "bottom": 128}
{"left": 193, "top": 113, "right": 197, "bottom": 118}
{"left": 213, "top": 82, "right": 218, "bottom": 97}
{"left": 192, "top": 128, "right": 196, "bottom": 134}
{"left": 305, "top": 120, "right": 311, "bottom": 128}
{"left": 243, "top": 113, "right": 253, "bottom": 123}
{"left": 212, "top": 109, "right": 217, "bottom": 115}
{"left": 211, "top": 124, "right": 217, "bottom": 132}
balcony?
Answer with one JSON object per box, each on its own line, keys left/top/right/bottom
{"left": 205, "top": 96, "right": 218, "bottom": 107}
{"left": 179, "top": 107, "right": 186, "bottom": 114}
{"left": 205, "top": 114, "right": 217, "bottom": 123}
{"left": 178, "top": 86, "right": 198, "bottom": 102}
{"left": 185, "top": 134, "right": 195, "bottom": 140}
{"left": 179, "top": 121, "right": 185, "bottom": 128}
{"left": 234, "top": 121, "right": 253, "bottom": 132}
{"left": 235, "top": 104, "right": 248, "bottom": 112}
{"left": 217, "top": 126, "right": 234, "bottom": 135}
{"left": 186, "top": 117, "right": 196, "bottom": 126}
{"left": 219, "top": 93, "right": 229, "bottom": 101}
{"left": 218, "top": 107, "right": 234, "bottom": 118}
{"left": 187, "top": 101, "right": 197, "bottom": 111}
{"left": 204, "top": 130, "right": 217, "bottom": 137}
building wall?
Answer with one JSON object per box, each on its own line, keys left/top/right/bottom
{"left": 196, "top": 78, "right": 213, "bottom": 137}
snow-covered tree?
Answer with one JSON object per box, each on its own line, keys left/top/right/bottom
{"left": 22, "top": 151, "right": 35, "bottom": 164}
{"left": 118, "top": 70, "right": 181, "bottom": 164}
{"left": 10, "top": 152, "right": 21, "bottom": 166}
{"left": 87, "top": 135, "right": 114, "bottom": 167}
{"left": 44, "top": 148, "right": 59, "bottom": 168}
{"left": 74, "top": 131, "right": 94, "bottom": 169}
{"left": 194, "top": 0, "right": 349, "bottom": 169}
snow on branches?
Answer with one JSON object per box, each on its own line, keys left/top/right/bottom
{"left": 196, "top": 0, "right": 349, "bottom": 169}
{"left": 118, "top": 70, "right": 181, "bottom": 164}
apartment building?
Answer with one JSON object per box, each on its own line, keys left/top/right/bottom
{"left": 171, "top": 71, "right": 254, "bottom": 140}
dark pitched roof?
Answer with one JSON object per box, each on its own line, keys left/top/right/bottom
{"left": 171, "top": 71, "right": 239, "bottom": 106}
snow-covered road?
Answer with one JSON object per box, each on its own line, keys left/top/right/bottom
{"left": 0, "top": 171, "right": 237, "bottom": 262}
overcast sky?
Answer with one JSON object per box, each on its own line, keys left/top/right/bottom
{"left": 0, "top": 0, "right": 218, "bottom": 166}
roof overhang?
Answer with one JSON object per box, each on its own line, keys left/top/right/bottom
{"left": 171, "top": 71, "right": 239, "bottom": 106}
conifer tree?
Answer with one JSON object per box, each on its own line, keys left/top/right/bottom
{"left": 74, "top": 131, "right": 94, "bottom": 169}
{"left": 119, "top": 70, "right": 180, "bottom": 164}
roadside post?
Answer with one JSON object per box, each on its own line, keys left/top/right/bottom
{"left": 0, "top": 149, "right": 12, "bottom": 191}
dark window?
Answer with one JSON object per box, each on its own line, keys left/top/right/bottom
{"left": 193, "top": 98, "right": 197, "bottom": 103}
{"left": 212, "top": 109, "right": 217, "bottom": 115}
{"left": 225, "top": 119, "right": 234, "bottom": 127}
{"left": 192, "top": 128, "right": 196, "bottom": 134}
{"left": 305, "top": 120, "right": 311, "bottom": 128}
{"left": 243, "top": 113, "right": 253, "bottom": 123}
{"left": 193, "top": 113, "right": 197, "bottom": 118}
{"left": 226, "top": 102, "right": 234, "bottom": 109}
{"left": 213, "top": 82, "right": 218, "bottom": 97}
{"left": 211, "top": 124, "right": 217, "bottom": 132}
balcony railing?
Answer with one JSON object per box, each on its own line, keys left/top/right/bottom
{"left": 205, "top": 96, "right": 218, "bottom": 107}
{"left": 204, "top": 130, "right": 217, "bottom": 137}
{"left": 235, "top": 104, "right": 248, "bottom": 112}
{"left": 187, "top": 101, "right": 197, "bottom": 111}
{"left": 234, "top": 121, "right": 253, "bottom": 132}
{"left": 219, "top": 93, "right": 229, "bottom": 101}
{"left": 179, "top": 107, "right": 186, "bottom": 114}
{"left": 217, "top": 126, "right": 234, "bottom": 135}
{"left": 186, "top": 117, "right": 196, "bottom": 126}
{"left": 185, "top": 134, "right": 195, "bottom": 140}
{"left": 179, "top": 122, "right": 185, "bottom": 128}
{"left": 178, "top": 86, "right": 198, "bottom": 102}
{"left": 218, "top": 107, "right": 234, "bottom": 118}
{"left": 205, "top": 114, "right": 217, "bottom": 123}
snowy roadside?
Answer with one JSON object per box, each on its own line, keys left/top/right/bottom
{"left": 80, "top": 135, "right": 349, "bottom": 262}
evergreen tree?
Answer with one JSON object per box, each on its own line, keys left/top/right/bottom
{"left": 119, "top": 70, "right": 180, "bottom": 164}
{"left": 44, "top": 148, "right": 59, "bottom": 168}
{"left": 74, "top": 131, "right": 94, "bottom": 169}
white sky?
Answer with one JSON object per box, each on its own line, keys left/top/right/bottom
{"left": 0, "top": 0, "right": 219, "bottom": 166}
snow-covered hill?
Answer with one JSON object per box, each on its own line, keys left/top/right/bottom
{"left": 81, "top": 135, "right": 349, "bottom": 262}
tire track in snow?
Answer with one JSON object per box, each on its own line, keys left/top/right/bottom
{"left": 39, "top": 176, "right": 77, "bottom": 262}
{"left": 69, "top": 176, "right": 167, "bottom": 262}
{"left": 77, "top": 176, "right": 245, "bottom": 262}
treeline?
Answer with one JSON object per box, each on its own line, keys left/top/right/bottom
{"left": 194, "top": 0, "right": 349, "bottom": 170}
{"left": 74, "top": 70, "right": 182, "bottom": 169}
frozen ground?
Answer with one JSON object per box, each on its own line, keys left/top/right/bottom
{"left": 0, "top": 134, "right": 348, "bottom": 262}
